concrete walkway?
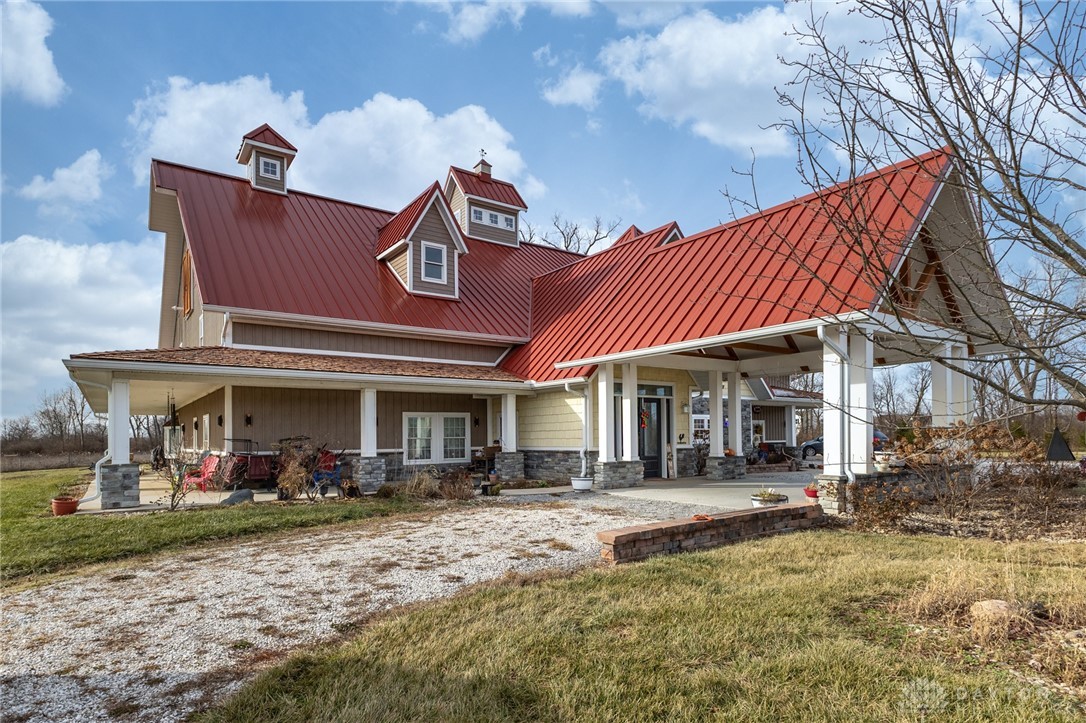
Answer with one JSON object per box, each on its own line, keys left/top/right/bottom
{"left": 602, "top": 471, "right": 817, "bottom": 510}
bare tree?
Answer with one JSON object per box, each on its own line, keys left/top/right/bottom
{"left": 519, "top": 213, "right": 622, "bottom": 255}
{"left": 62, "top": 385, "right": 92, "bottom": 450}
{"left": 35, "top": 390, "right": 69, "bottom": 446}
{"left": 723, "top": 0, "right": 1085, "bottom": 413}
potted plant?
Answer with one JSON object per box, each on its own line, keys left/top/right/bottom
{"left": 751, "top": 487, "right": 789, "bottom": 507}
{"left": 803, "top": 481, "right": 819, "bottom": 499}
{"left": 571, "top": 476, "right": 593, "bottom": 492}
{"left": 51, "top": 496, "right": 79, "bottom": 516}
{"left": 488, "top": 470, "right": 498, "bottom": 483}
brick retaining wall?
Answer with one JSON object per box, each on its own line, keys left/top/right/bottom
{"left": 597, "top": 502, "right": 826, "bottom": 564}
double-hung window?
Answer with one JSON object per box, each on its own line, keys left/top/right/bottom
{"left": 421, "top": 242, "right": 447, "bottom": 283}
{"left": 472, "top": 208, "right": 483, "bottom": 222}
{"left": 403, "top": 413, "right": 470, "bottom": 464}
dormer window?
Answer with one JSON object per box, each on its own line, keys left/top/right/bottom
{"left": 259, "top": 158, "right": 281, "bottom": 180}
{"left": 472, "top": 208, "right": 483, "bottom": 223}
{"left": 504, "top": 216, "right": 515, "bottom": 230}
{"left": 421, "top": 241, "right": 447, "bottom": 283}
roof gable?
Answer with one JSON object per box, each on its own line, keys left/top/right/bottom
{"left": 242, "top": 123, "right": 297, "bottom": 152}
{"left": 501, "top": 150, "right": 951, "bottom": 380}
{"left": 376, "top": 182, "right": 468, "bottom": 258}
{"left": 446, "top": 166, "right": 527, "bottom": 211}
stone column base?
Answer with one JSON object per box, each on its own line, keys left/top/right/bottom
{"left": 594, "top": 460, "right": 644, "bottom": 489}
{"left": 350, "top": 456, "right": 387, "bottom": 493}
{"left": 100, "top": 463, "right": 141, "bottom": 509}
{"left": 495, "top": 452, "right": 525, "bottom": 480}
{"left": 706, "top": 456, "right": 746, "bottom": 480}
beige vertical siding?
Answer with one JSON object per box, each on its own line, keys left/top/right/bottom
{"left": 410, "top": 205, "right": 458, "bottom": 296}
{"left": 466, "top": 201, "right": 518, "bottom": 245}
{"left": 757, "top": 405, "right": 787, "bottom": 442}
{"left": 176, "top": 388, "right": 226, "bottom": 451}
{"left": 378, "top": 392, "right": 487, "bottom": 449}
{"left": 231, "top": 387, "right": 361, "bottom": 451}
{"left": 231, "top": 323, "right": 506, "bottom": 363}
{"left": 252, "top": 151, "right": 287, "bottom": 193}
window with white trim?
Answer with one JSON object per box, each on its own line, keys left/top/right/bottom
{"left": 403, "top": 413, "right": 471, "bottom": 464}
{"left": 259, "top": 157, "right": 281, "bottom": 180}
{"left": 420, "top": 241, "right": 447, "bottom": 283}
{"left": 469, "top": 205, "right": 516, "bottom": 231}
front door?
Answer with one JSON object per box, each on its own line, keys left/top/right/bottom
{"left": 639, "top": 398, "right": 663, "bottom": 478}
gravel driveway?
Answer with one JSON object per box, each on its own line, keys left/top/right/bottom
{"left": 1, "top": 493, "right": 713, "bottom": 722}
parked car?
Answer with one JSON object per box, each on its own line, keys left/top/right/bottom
{"left": 800, "top": 430, "right": 889, "bottom": 459}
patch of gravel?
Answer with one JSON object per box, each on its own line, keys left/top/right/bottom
{"left": 0, "top": 495, "right": 701, "bottom": 722}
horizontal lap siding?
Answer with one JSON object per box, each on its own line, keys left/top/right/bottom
{"left": 411, "top": 206, "right": 458, "bottom": 296}
{"left": 467, "top": 200, "right": 517, "bottom": 245}
{"left": 232, "top": 323, "right": 504, "bottom": 363}
{"left": 388, "top": 249, "right": 409, "bottom": 285}
{"left": 231, "top": 387, "right": 360, "bottom": 452}
{"left": 518, "top": 391, "right": 584, "bottom": 448}
{"left": 177, "top": 388, "right": 226, "bottom": 451}
{"left": 252, "top": 151, "right": 286, "bottom": 193}
{"left": 378, "top": 392, "right": 487, "bottom": 449}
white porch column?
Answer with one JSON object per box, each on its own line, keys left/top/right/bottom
{"left": 485, "top": 397, "right": 495, "bottom": 445}
{"left": 848, "top": 329, "right": 875, "bottom": 474}
{"left": 109, "top": 379, "right": 131, "bottom": 464}
{"left": 930, "top": 342, "right": 954, "bottom": 427}
{"left": 785, "top": 404, "right": 797, "bottom": 447}
{"left": 708, "top": 370, "right": 724, "bottom": 456}
{"left": 501, "top": 393, "right": 517, "bottom": 453}
{"left": 224, "top": 385, "right": 234, "bottom": 452}
{"left": 361, "top": 388, "right": 377, "bottom": 457}
{"left": 822, "top": 326, "right": 847, "bottom": 477}
{"left": 950, "top": 344, "right": 972, "bottom": 424}
{"left": 621, "top": 363, "right": 639, "bottom": 462}
{"left": 727, "top": 372, "right": 743, "bottom": 455}
{"left": 597, "top": 363, "right": 616, "bottom": 463}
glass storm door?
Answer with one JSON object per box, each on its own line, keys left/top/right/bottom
{"left": 639, "top": 398, "right": 663, "bottom": 478}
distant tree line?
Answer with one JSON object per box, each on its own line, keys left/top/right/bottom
{"left": 1, "top": 385, "right": 163, "bottom": 455}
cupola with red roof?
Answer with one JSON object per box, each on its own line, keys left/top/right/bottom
{"left": 444, "top": 155, "right": 527, "bottom": 248}
{"left": 236, "top": 123, "right": 297, "bottom": 195}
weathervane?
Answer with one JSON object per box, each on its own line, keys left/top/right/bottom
{"left": 479, "top": 148, "right": 487, "bottom": 159}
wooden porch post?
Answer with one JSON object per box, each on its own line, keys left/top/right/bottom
{"left": 848, "top": 329, "right": 874, "bottom": 474}
{"left": 709, "top": 370, "right": 724, "bottom": 456}
{"left": 621, "top": 363, "right": 639, "bottom": 462}
{"left": 109, "top": 379, "right": 131, "bottom": 464}
{"left": 501, "top": 393, "right": 517, "bottom": 453}
{"left": 822, "top": 326, "right": 847, "bottom": 477}
{"left": 598, "top": 363, "right": 616, "bottom": 463}
{"left": 727, "top": 372, "right": 742, "bottom": 455}
{"left": 361, "top": 388, "right": 377, "bottom": 457}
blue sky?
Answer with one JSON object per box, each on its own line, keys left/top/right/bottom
{"left": 0, "top": 0, "right": 952, "bottom": 420}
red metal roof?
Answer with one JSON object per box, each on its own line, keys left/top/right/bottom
{"left": 242, "top": 123, "right": 297, "bottom": 152}
{"left": 447, "top": 166, "right": 527, "bottom": 210}
{"left": 502, "top": 222, "right": 683, "bottom": 382}
{"left": 71, "top": 347, "right": 523, "bottom": 382}
{"left": 152, "top": 161, "right": 578, "bottom": 341}
{"left": 613, "top": 224, "right": 644, "bottom": 246}
{"left": 375, "top": 182, "right": 441, "bottom": 256}
{"left": 502, "top": 149, "right": 951, "bottom": 381}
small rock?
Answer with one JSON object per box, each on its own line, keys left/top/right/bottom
{"left": 970, "top": 599, "right": 1016, "bottom": 621}
{"left": 220, "top": 489, "right": 254, "bottom": 506}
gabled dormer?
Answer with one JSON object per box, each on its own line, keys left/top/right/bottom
{"left": 444, "top": 159, "right": 527, "bottom": 247}
{"left": 236, "top": 124, "right": 297, "bottom": 195}
{"left": 376, "top": 182, "right": 469, "bottom": 300}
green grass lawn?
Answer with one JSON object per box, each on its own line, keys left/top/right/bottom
{"left": 198, "top": 531, "right": 1085, "bottom": 723}
{"left": 0, "top": 468, "right": 423, "bottom": 585}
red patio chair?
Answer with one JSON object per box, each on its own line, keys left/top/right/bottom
{"left": 184, "top": 454, "right": 220, "bottom": 493}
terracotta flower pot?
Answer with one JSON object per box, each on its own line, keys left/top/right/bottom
{"left": 51, "top": 496, "right": 79, "bottom": 516}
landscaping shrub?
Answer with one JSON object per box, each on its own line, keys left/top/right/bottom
{"left": 437, "top": 467, "right": 475, "bottom": 500}
{"left": 401, "top": 469, "right": 441, "bottom": 499}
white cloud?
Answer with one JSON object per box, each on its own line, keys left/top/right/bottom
{"left": 542, "top": 64, "right": 606, "bottom": 111}
{"left": 18, "top": 150, "right": 114, "bottom": 216}
{"left": 127, "top": 75, "right": 540, "bottom": 211}
{"left": 0, "top": 235, "right": 161, "bottom": 417}
{"left": 601, "top": 1, "right": 702, "bottom": 29}
{"left": 1, "top": 0, "right": 66, "bottom": 106}
{"left": 599, "top": 7, "right": 807, "bottom": 155}
{"left": 533, "top": 44, "right": 558, "bottom": 67}
{"left": 423, "top": 0, "right": 590, "bottom": 43}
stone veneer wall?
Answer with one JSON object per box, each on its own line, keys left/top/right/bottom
{"left": 100, "top": 463, "right": 141, "bottom": 510}
{"left": 675, "top": 447, "right": 698, "bottom": 477}
{"left": 377, "top": 452, "right": 473, "bottom": 483}
{"left": 598, "top": 502, "right": 826, "bottom": 564}
{"left": 705, "top": 455, "right": 746, "bottom": 480}
{"left": 495, "top": 452, "right": 524, "bottom": 480}
{"left": 523, "top": 450, "right": 598, "bottom": 481}
{"left": 815, "top": 467, "right": 939, "bottom": 514}
{"left": 594, "top": 460, "right": 644, "bottom": 489}
{"left": 347, "top": 456, "right": 387, "bottom": 493}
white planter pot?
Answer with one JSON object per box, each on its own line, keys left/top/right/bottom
{"left": 751, "top": 494, "right": 788, "bottom": 507}
{"left": 571, "top": 476, "right": 594, "bottom": 492}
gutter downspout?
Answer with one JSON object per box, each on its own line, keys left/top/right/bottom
{"left": 565, "top": 381, "right": 589, "bottom": 477}
{"left": 69, "top": 374, "right": 111, "bottom": 504}
{"left": 817, "top": 326, "right": 855, "bottom": 484}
